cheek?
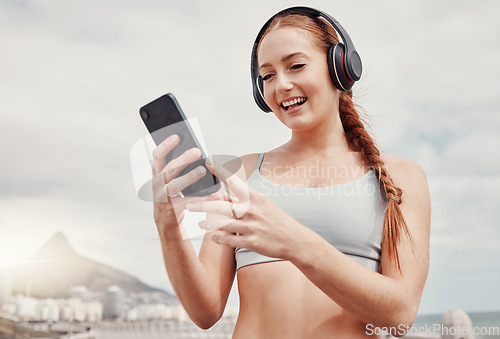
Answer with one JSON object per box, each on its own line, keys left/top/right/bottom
{"left": 263, "top": 84, "right": 276, "bottom": 104}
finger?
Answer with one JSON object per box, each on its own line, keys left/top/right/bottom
{"left": 152, "top": 176, "right": 169, "bottom": 203}
{"left": 163, "top": 147, "right": 202, "bottom": 182}
{"left": 153, "top": 178, "right": 224, "bottom": 207}
{"left": 221, "top": 175, "right": 250, "bottom": 208}
{"left": 152, "top": 167, "right": 171, "bottom": 203}
{"left": 206, "top": 157, "right": 235, "bottom": 183}
{"left": 163, "top": 165, "right": 207, "bottom": 196}
{"left": 205, "top": 158, "right": 243, "bottom": 202}
{"left": 190, "top": 199, "right": 247, "bottom": 220}
{"left": 152, "top": 134, "right": 180, "bottom": 175}
{"left": 225, "top": 175, "right": 249, "bottom": 198}
{"left": 223, "top": 176, "right": 251, "bottom": 216}
{"left": 211, "top": 232, "right": 246, "bottom": 248}
{"left": 205, "top": 189, "right": 228, "bottom": 202}
{"left": 199, "top": 216, "right": 235, "bottom": 231}
{"left": 184, "top": 193, "right": 225, "bottom": 205}
{"left": 187, "top": 200, "right": 234, "bottom": 217}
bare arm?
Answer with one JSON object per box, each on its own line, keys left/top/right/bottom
{"left": 288, "top": 156, "right": 430, "bottom": 332}
{"left": 152, "top": 135, "right": 236, "bottom": 329}
{"left": 185, "top": 154, "right": 429, "bottom": 334}
{"left": 157, "top": 223, "right": 235, "bottom": 329}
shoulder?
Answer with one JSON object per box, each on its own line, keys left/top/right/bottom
{"left": 380, "top": 153, "right": 426, "bottom": 185}
{"left": 380, "top": 153, "right": 430, "bottom": 207}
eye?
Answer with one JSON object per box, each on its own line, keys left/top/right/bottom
{"left": 262, "top": 74, "right": 274, "bottom": 81}
{"left": 291, "top": 64, "right": 305, "bottom": 70}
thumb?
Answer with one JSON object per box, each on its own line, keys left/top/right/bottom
{"left": 205, "top": 157, "right": 236, "bottom": 183}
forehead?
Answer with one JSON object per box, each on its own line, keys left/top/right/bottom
{"left": 257, "top": 27, "right": 322, "bottom": 64}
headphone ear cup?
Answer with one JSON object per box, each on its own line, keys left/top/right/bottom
{"left": 252, "top": 75, "right": 272, "bottom": 112}
{"left": 327, "top": 43, "right": 354, "bottom": 91}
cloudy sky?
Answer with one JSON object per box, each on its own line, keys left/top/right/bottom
{"left": 1, "top": 0, "right": 499, "bottom": 315}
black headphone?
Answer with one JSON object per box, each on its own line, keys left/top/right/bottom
{"left": 251, "top": 6, "right": 362, "bottom": 113}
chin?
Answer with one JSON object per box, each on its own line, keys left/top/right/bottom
{"left": 281, "top": 116, "right": 317, "bottom": 132}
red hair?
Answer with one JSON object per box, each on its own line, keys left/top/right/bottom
{"left": 257, "top": 14, "right": 412, "bottom": 273}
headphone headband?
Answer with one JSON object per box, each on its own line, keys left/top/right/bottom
{"left": 251, "top": 6, "right": 362, "bottom": 112}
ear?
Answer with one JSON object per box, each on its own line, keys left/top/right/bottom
{"left": 327, "top": 43, "right": 354, "bottom": 91}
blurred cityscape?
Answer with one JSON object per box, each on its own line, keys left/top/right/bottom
{"left": 0, "top": 233, "right": 238, "bottom": 338}
{"left": 0, "top": 282, "right": 238, "bottom": 338}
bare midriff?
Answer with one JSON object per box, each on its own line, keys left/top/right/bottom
{"left": 232, "top": 260, "right": 381, "bottom": 339}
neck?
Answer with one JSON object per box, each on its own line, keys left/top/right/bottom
{"left": 284, "top": 113, "right": 352, "bottom": 156}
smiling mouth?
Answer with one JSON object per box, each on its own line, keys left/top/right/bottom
{"left": 280, "top": 97, "right": 308, "bottom": 111}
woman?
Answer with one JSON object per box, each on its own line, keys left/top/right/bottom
{"left": 152, "top": 7, "right": 430, "bottom": 338}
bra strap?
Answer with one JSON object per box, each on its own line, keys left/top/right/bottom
{"left": 254, "top": 153, "right": 265, "bottom": 171}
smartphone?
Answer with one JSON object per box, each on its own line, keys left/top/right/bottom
{"left": 140, "top": 93, "right": 220, "bottom": 197}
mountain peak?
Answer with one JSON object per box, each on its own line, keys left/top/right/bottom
{"left": 30, "top": 232, "right": 79, "bottom": 260}
{"left": 3, "top": 232, "right": 174, "bottom": 299}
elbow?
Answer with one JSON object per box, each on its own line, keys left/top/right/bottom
{"left": 195, "top": 319, "right": 217, "bottom": 331}
{"left": 373, "top": 302, "right": 419, "bottom": 338}
{"left": 190, "top": 302, "right": 224, "bottom": 330}
{"left": 391, "top": 312, "right": 417, "bottom": 334}
{"left": 192, "top": 311, "right": 222, "bottom": 330}
{"left": 389, "top": 323, "right": 414, "bottom": 338}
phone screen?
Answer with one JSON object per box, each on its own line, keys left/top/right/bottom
{"left": 140, "top": 93, "right": 220, "bottom": 197}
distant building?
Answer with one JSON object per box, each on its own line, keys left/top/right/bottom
{"left": 3, "top": 286, "right": 180, "bottom": 323}
{"left": 70, "top": 285, "right": 89, "bottom": 301}
{"left": 59, "top": 297, "right": 103, "bottom": 322}
{"left": 0, "top": 277, "right": 13, "bottom": 306}
{"left": 85, "top": 301, "right": 103, "bottom": 321}
{"left": 38, "top": 298, "right": 59, "bottom": 322}
{"left": 103, "top": 286, "right": 125, "bottom": 320}
{"left": 126, "top": 303, "right": 176, "bottom": 321}
{"left": 13, "top": 294, "right": 38, "bottom": 320}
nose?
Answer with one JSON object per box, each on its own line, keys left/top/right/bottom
{"left": 276, "top": 73, "right": 293, "bottom": 94}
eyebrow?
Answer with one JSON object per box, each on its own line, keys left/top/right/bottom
{"left": 259, "top": 52, "right": 308, "bottom": 70}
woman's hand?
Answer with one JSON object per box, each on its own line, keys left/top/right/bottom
{"left": 152, "top": 134, "right": 222, "bottom": 237}
{"left": 186, "top": 168, "right": 309, "bottom": 260}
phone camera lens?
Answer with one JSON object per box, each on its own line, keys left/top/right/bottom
{"left": 140, "top": 110, "right": 149, "bottom": 120}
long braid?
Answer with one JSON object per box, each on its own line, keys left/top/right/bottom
{"left": 339, "top": 91, "right": 412, "bottom": 273}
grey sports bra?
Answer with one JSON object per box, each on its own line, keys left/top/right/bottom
{"left": 235, "top": 153, "right": 386, "bottom": 272}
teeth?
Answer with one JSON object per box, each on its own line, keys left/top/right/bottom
{"left": 282, "top": 97, "right": 306, "bottom": 108}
